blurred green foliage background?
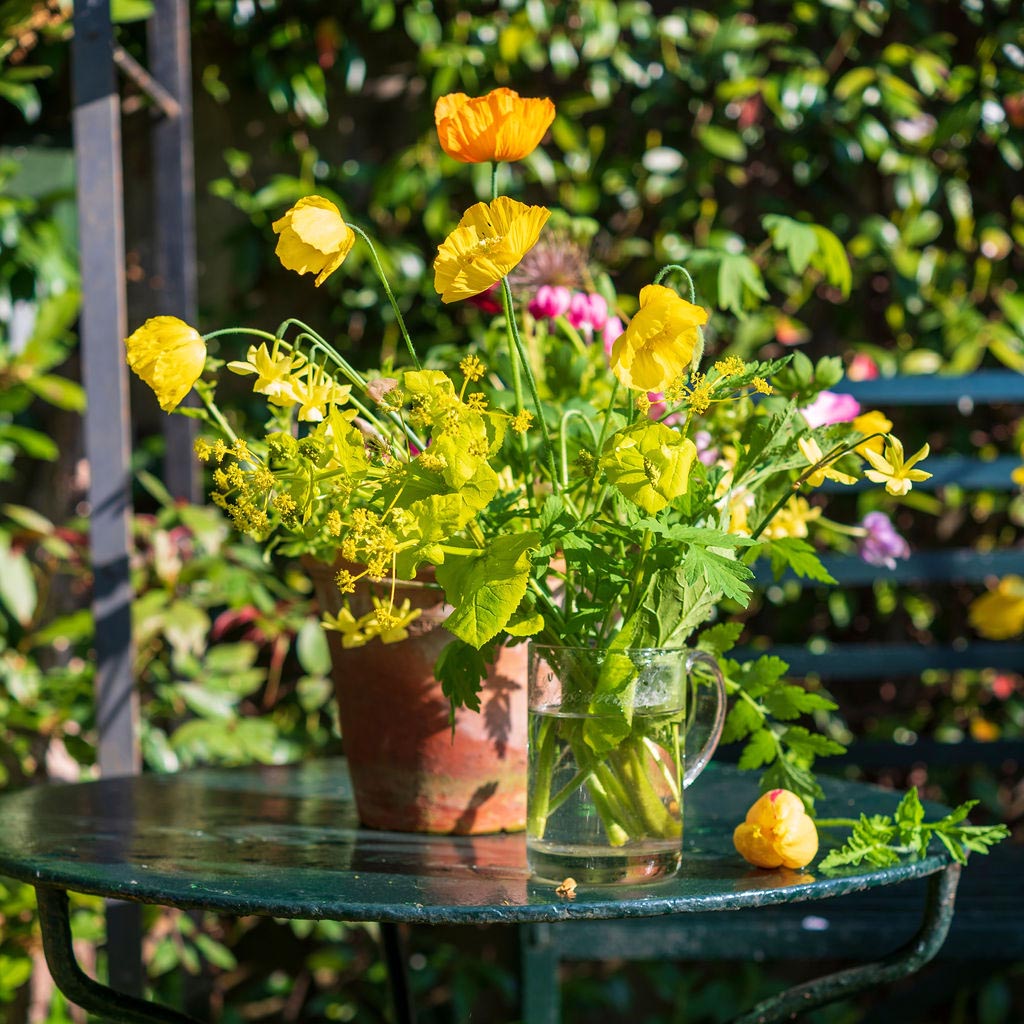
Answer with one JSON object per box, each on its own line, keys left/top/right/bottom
{"left": 1, "top": 0, "right": 1023, "bottom": 1021}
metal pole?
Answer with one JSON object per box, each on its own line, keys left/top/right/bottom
{"left": 148, "top": 0, "right": 201, "bottom": 504}
{"left": 71, "top": 0, "right": 144, "bottom": 997}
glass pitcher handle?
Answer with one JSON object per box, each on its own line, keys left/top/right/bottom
{"left": 682, "top": 650, "right": 727, "bottom": 789}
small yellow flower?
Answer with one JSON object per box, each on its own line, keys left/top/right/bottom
{"left": 466, "top": 392, "right": 488, "bottom": 411}
{"left": 434, "top": 88, "right": 555, "bottom": 164}
{"left": 798, "top": 437, "right": 857, "bottom": 488}
{"left": 335, "top": 568, "right": 359, "bottom": 594}
{"left": 459, "top": 354, "right": 486, "bottom": 382}
{"left": 321, "top": 607, "right": 371, "bottom": 649}
{"left": 272, "top": 196, "right": 355, "bottom": 286}
{"left": 852, "top": 410, "right": 893, "bottom": 458}
{"left": 326, "top": 510, "right": 343, "bottom": 536}
{"left": 968, "top": 576, "right": 1024, "bottom": 640}
{"left": 364, "top": 598, "right": 422, "bottom": 644}
{"left": 734, "top": 789, "right": 819, "bottom": 870}
{"left": 713, "top": 355, "right": 745, "bottom": 377}
{"left": 125, "top": 316, "right": 206, "bottom": 412}
{"left": 752, "top": 377, "right": 773, "bottom": 396}
{"left": 227, "top": 343, "right": 305, "bottom": 401}
{"left": 862, "top": 436, "right": 931, "bottom": 497}
{"left": 610, "top": 285, "right": 708, "bottom": 393}
{"left": 285, "top": 365, "right": 353, "bottom": 423}
{"left": 511, "top": 409, "right": 534, "bottom": 434}
{"left": 433, "top": 197, "right": 550, "bottom": 303}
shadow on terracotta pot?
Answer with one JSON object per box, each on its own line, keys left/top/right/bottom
{"left": 306, "top": 558, "right": 528, "bottom": 835}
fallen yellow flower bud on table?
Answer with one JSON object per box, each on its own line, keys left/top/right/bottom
{"left": 733, "top": 789, "right": 819, "bottom": 870}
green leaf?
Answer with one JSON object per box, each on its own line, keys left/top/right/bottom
{"left": 763, "top": 214, "right": 819, "bottom": 275}
{"left": 436, "top": 533, "right": 539, "bottom": 647}
{"left": 696, "top": 124, "right": 748, "bottom": 162}
{"left": 697, "top": 622, "right": 743, "bottom": 657}
{"left": 765, "top": 686, "right": 838, "bottom": 721}
{"left": 781, "top": 724, "right": 845, "bottom": 760}
{"left": 763, "top": 537, "right": 837, "bottom": 584}
{"left": 811, "top": 226, "right": 852, "bottom": 296}
{"left": 0, "top": 424, "right": 58, "bottom": 461}
{"left": 24, "top": 374, "right": 86, "bottom": 411}
{"left": 717, "top": 254, "right": 768, "bottom": 318}
{"left": 680, "top": 544, "right": 754, "bottom": 606}
{"left": 738, "top": 728, "right": 777, "bottom": 770}
{"left": 434, "top": 639, "right": 493, "bottom": 716}
{"left": 296, "top": 619, "right": 332, "bottom": 676}
{"left": 760, "top": 756, "right": 823, "bottom": 804}
{"left": 0, "top": 535, "right": 37, "bottom": 625}
{"left": 722, "top": 696, "right": 764, "bottom": 744}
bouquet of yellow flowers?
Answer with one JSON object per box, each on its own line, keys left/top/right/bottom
{"left": 126, "top": 87, "right": 961, "bottom": 877}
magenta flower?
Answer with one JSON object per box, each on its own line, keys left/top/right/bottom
{"left": 848, "top": 353, "right": 879, "bottom": 382}
{"left": 646, "top": 392, "right": 682, "bottom": 427}
{"left": 695, "top": 429, "right": 718, "bottom": 466}
{"left": 857, "top": 512, "right": 910, "bottom": 570}
{"left": 800, "top": 390, "right": 861, "bottom": 429}
{"left": 528, "top": 284, "right": 572, "bottom": 321}
{"left": 567, "top": 291, "right": 609, "bottom": 334}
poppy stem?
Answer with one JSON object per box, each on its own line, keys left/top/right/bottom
{"left": 491, "top": 161, "right": 501, "bottom": 201}
{"left": 348, "top": 223, "right": 422, "bottom": 370}
{"left": 653, "top": 264, "right": 697, "bottom": 304}
{"left": 501, "top": 277, "right": 560, "bottom": 490}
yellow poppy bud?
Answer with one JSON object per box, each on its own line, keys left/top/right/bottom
{"left": 125, "top": 316, "right": 206, "bottom": 412}
{"left": 733, "top": 789, "right": 819, "bottom": 870}
{"left": 610, "top": 285, "right": 708, "bottom": 393}
{"left": 272, "top": 196, "right": 355, "bottom": 286}
{"left": 434, "top": 88, "right": 555, "bottom": 164}
{"left": 433, "top": 197, "right": 550, "bottom": 303}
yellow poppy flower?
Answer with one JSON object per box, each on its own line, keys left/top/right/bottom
{"left": 610, "top": 285, "right": 708, "bottom": 393}
{"left": 862, "top": 436, "right": 931, "bottom": 496}
{"left": 968, "top": 576, "right": 1024, "bottom": 640}
{"left": 734, "top": 789, "right": 819, "bottom": 870}
{"left": 433, "top": 197, "right": 550, "bottom": 303}
{"left": 434, "top": 88, "right": 555, "bottom": 164}
{"left": 125, "top": 316, "right": 206, "bottom": 412}
{"left": 797, "top": 436, "right": 857, "bottom": 487}
{"left": 852, "top": 410, "right": 893, "bottom": 457}
{"left": 272, "top": 196, "right": 355, "bottom": 286}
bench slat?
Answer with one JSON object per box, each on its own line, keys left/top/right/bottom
{"left": 733, "top": 642, "right": 1024, "bottom": 678}
{"left": 836, "top": 371, "right": 1024, "bottom": 406}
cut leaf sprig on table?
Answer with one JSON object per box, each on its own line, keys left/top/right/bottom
{"left": 815, "top": 789, "right": 1010, "bottom": 873}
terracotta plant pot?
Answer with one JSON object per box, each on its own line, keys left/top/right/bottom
{"left": 306, "top": 558, "right": 527, "bottom": 834}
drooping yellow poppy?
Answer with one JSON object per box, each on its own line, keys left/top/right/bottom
{"left": 272, "top": 196, "right": 355, "bottom": 286}
{"left": 433, "top": 197, "right": 550, "bottom": 303}
{"left": 434, "top": 88, "right": 555, "bottom": 164}
{"left": 610, "top": 285, "right": 708, "bottom": 393}
{"left": 125, "top": 316, "right": 206, "bottom": 412}
{"left": 733, "top": 789, "right": 819, "bottom": 870}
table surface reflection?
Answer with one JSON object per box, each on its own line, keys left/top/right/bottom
{"left": 0, "top": 760, "right": 952, "bottom": 924}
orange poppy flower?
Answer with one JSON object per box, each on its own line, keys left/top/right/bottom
{"left": 434, "top": 88, "right": 555, "bottom": 164}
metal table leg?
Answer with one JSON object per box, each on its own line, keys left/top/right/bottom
{"left": 380, "top": 922, "right": 418, "bottom": 1024}
{"left": 35, "top": 886, "right": 205, "bottom": 1024}
{"left": 733, "top": 862, "right": 962, "bottom": 1024}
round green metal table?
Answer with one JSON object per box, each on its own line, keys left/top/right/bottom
{"left": 0, "top": 759, "right": 959, "bottom": 1024}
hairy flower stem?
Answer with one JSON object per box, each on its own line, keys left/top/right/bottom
{"left": 501, "top": 276, "right": 560, "bottom": 491}
{"left": 348, "top": 223, "right": 421, "bottom": 370}
{"left": 653, "top": 263, "right": 697, "bottom": 304}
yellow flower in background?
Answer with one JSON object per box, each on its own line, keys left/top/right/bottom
{"left": 798, "top": 436, "right": 857, "bottom": 487}
{"left": 968, "top": 576, "right": 1024, "bottom": 640}
{"left": 610, "top": 284, "right": 708, "bottom": 393}
{"left": 761, "top": 496, "right": 822, "bottom": 540}
{"left": 287, "top": 365, "right": 353, "bottom": 422}
{"left": 125, "top": 316, "right": 206, "bottom": 412}
{"left": 734, "top": 789, "right": 819, "bottom": 870}
{"left": 1012, "top": 443, "right": 1024, "bottom": 487}
{"left": 433, "top": 197, "right": 550, "bottom": 303}
{"left": 227, "top": 343, "right": 306, "bottom": 403}
{"left": 434, "top": 88, "right": 555, "bottom": 164}
{"left": 852, "top": 410, "right": 893, "bottom": 457}
{"left": 862, "top": 436, "right": 931, "bottom": 496}
{"left": 272, "top": 196, "right": 355, "bottom": 286}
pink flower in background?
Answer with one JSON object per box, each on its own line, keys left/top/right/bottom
{"left": 602, "top": 316, "right": 624, "bottom": 360}
{"left": 467, "top": 282, "right": 502, "bottom": 314}
{"left": 646, "top": 392, "right": 682, "bottom": 426}
{"left": 800, "top": 390, "right": 861, "bottom": 428}
{"left": 848, "top": 353, "right": 880, "bottom": 381}
{"left": 857, "top": 512, "right": 910, "bottom": 570}
{"left": 528, "top": 284, "right": 572, "bottom": 321}
{"left": 695, "top": 429, "right": 719, "bottom": 466}
{"left": 567, "top": 291, "right": 608, "bottom": 334}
